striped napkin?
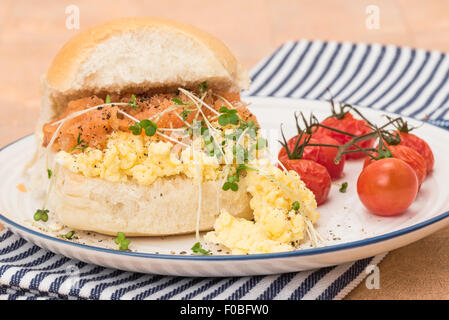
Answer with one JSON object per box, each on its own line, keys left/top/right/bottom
{"left": 2, "top": 40, "right": 449, "bottom": 300}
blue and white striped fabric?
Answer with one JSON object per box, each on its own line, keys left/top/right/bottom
{"left": 0, "top": 229, "right": 385, "bottom": 300}
{"left": 2, "top": 40, "right": 449, "bottom": 300}
{"left": 247, "top": 40, "right": 449, "bottom": 129}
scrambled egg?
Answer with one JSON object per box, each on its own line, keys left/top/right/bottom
{"left": 57, "top": 131, "right": 320, "bottom": 255}
{"left": 56, "top": 131, "right": 222, "bottom": 185}
{"left": 204, "top": 210, "right": 293, "bottom": 254}
{"left": 205, "top": 159, "right": 319, "bottom": 254}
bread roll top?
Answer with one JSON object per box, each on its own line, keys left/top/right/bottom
{"left": 39, "top": 17, "right": 250, "bottom": 132}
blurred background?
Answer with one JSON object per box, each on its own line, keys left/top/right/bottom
{"left": 1, "top": 0, "right": 449, "bottom": 299}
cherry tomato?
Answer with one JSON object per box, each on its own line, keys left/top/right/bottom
{"left": 391, "top": 131, "right": 434, "bottom": 174}
{"left": 357, "top": 158, "right": 418, "bottom": 216}
{"left": 315, "top": 112, "right": 374, "bottom": 159}
{"left": 279, "top": 158, "right": 331, "bottom": 205}
{"left": 364, "top": 145, "right": 427, "bottom": 187}
{"left": 278, "top": 133, "right": 317, "bottom": 164}
{"left": 278, "top": 134, "right": 345, "bottom": 179}
{"left": 313, "top": 134, "right": 346, "bottom": 179}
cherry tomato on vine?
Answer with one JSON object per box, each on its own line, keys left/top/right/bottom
{"left": 389, "top": 131, "right": 434, "bottom": 174}
{"left": 279, "top": 158, "right": 331, "bottom": 206}
{"left": 384, "top": 117, "right": 434, "bottom": 174}
{"left": 278, "top": 133, "right": 316, "bottom": 163}
{"left": 315, "top": 112, "right": 374, "bottom": 159}
{"left": 364, "top": 144, "right": 427, "bottom": 187}
{"left": 312, "top": 134, "right": 346, "bottom": 179}
{"left": 278, "top": 134, "right": 345, "bottom": 179}
{"left": 357, "top": 158, "right": 418, "bottom": 216}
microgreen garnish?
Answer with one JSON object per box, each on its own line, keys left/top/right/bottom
{"left": 236, "top": 164, "right": 254, "bottom": 174}
{"left": 255, "top": 137, "right": 268, "bottom": 150}
{"left": 180, "top": 109, "right": 192, "bottom": 121}
{"left": 129, "top": 94, "right": 137, "bottom": 110}
{"left": 218, "top": 107, "right": 239, "bottom": 126}
{"left": 191, "top": 122, "right": 224, "bottom": 158}
{"left": 291, "top": 201, "right": 300, "bottom": 211}
{"left": 47, "top": 169, "right": 52, "bottom": 179}
{"left": 105, "top": 94, "right": 111, "bottom": 104}
{"left": 233, "top": 144, "right": 250, "bottom": 163}
{"left": 70, "top": 133, "right": 89, "bottom": 153}
{"left": 172, "top": 98, "right": 187, "bottom": 105}
{"left": 129, "top": 119, "right": 157, "bottom": 136}
{"left": 203, "top": 133, "right": 220, "bottom": 157}
{"left": 114, "top": 232, "right": 130, "bottom": 251}
{"left": 226, "top": 120, "right": 259, "bottom": 142}
{"left": 222, "top": 164, "right": 255, "bottom": 192}
{"left": 339, "top": 182, "right": 348, "bottom": 193}
{"left": 199, "top": 81, "right": 208, "bottom": 93}
{"left": 191, "top": 242, "right": 210, "bottom": 255}
{"left": 192, "top": 120, "right": 208, "bottom": 136}
{"left": 33, "top": 209, "right": 49, "bottom": 222}
{"left": 222, "top": 175, "right": 239, "bottom": 191}
{"left": 65, "top": 231, "right": 75, "bottom": 240}
{"left": 241, "top": 120, "right": 258, "bottom": 136}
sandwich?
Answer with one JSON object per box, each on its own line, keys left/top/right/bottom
{"left": 29, "top": 17, "right": 320, "bottom": 254}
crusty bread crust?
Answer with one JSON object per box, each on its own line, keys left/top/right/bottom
{"left": 47, "top": 17, "right": 249, "bottom": 95}
{"left": 48, "top": 166, "right": 253, "bottom": 236}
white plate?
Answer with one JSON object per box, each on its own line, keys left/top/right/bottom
{"left": 1, "top": 97, "right": 449, "bottom": 277}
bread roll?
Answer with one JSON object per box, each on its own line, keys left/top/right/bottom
{"left": 50, "top": 166, "right": 252, "bottom": 236}
{"left": 31, "top": 17, "right": 253, "bottom": 236}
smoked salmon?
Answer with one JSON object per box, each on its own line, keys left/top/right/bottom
{"left": 42, "top": 91, "right": 258, "bottom": 152}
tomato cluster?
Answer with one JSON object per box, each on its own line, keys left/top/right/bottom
{"left": 277, "top": 103, "right": 434, "bottom": 217}
{"left": 314, "top": 112, "right": 375, "bottom": 159}
{"left": 358, "top": 122, "right": 434, "bottom": 216}
{"left": 278, "top": 107, "right": 373, "bottom": 205}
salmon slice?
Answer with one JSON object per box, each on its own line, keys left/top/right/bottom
{"left": 43, "top": 91, "right": 258, "bottom": 152}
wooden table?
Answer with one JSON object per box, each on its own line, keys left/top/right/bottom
{"left": 1, "top": 0, "right": 448, "bottom": 299}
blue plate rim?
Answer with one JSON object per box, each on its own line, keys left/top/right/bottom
{"left": 2, "top": 205, "right": 449, "bottom": 261}
{"left": 1, "top": 134, "right": 449, "bottom": 261}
